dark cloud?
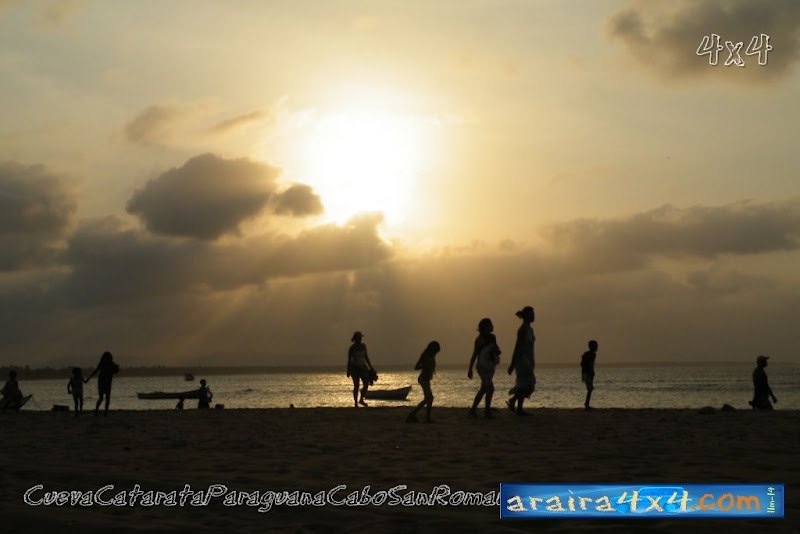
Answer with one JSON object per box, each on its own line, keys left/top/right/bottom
{"left": 541, "top": 199, "right": 800, "bottom": 272}
{"left": 57, "top": 213, "right": 391, "bottom": 306}
{"left": 208, "top": 110, "right": 268, "bottom": 135}
{"left": 607, "top": 0, "right": 800, "bottom": 84}
{"left": 126, "top": 153, "right": 281, "bottom": 240}
{"left": 124, "top": 105, "right": 186, "bottom": 145}
{"left": 273, "top": 184, "right": 323, "bottom": 217}
{"left": 0, "top": 161, "right": 76, "bottom": 271}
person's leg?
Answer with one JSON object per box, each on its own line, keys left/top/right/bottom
{"left": 95, "top": 393, "right": 103, "bottom": 414}
{"left": 423, "top": 381, "right": 434, "bottom": 422}
{"left": 484, "top": 383, "right": 495, "bottom": 417}
{"left": 352, "top": 375, "right": 359, "bottom": 407}
{"left": 359, "top": 374, "right": 369, "bottom": 405}
{"left": 104, "top": 391, "right": 111, "bottom": 415}
{"left": 584, "top": 383, "right": 593, "bottom": 409}
{"left": 470, "top": 385, "right": 486, "bottom": 415}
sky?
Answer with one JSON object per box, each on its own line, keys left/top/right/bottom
{"left": 1, "top": 0, "right": 799, "bottom": 367}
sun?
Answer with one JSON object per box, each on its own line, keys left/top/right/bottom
{"left": 303, "top": 108, "right": 427, "bottom": 225}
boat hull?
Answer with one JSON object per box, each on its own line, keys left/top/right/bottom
{"left": 363, "top": 386, "right": 412, "bottom": 400}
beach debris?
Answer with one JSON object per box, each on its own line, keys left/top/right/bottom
{"left": 290, "top": 404, "right": 295, "bottom": 409}
{"left": 720, "top": 404, "right": 736, "bottom": 412}
{"left": 698, "top": 406, "right": 716, "bottom": 414}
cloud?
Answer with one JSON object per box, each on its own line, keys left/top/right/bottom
{"left": 208, "top": 110, "right": 269, "bottom": 136}
{"left": 0, "top": 161, "right": 76, "bottom": 271}
{"left": 56, "top": 213, "right": 391, "bottom": 306}
{"left": 607, "top": 0, "right": 800, "bottom": 84}
{"left": 126, "top": 153, "right": 282, "bottom": 240}
{"left": 541, "top": 199, "right": 800, "bottom": 272}
{"left": 41, "top": 0, "right": 84, "bottom": 27}
{"left": 272, "top": 184, "right": 323, "bottom": 217}
{"left": 124, "top": 105, "right": 189, "bottom": 145}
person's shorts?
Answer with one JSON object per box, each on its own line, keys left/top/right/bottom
{"left": 98, "top": 381, "right": 112, "bottom": 395}
{"left": 582, "top": 372, "right": 594, "bottom": 389}
{"left": 477, "top": 369, "right": 495, "bottom": 389}
{"left": 352, "top": 368, "right": 369, "bottom": 384}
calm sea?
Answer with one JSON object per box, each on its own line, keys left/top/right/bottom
{"left": 15, "top": 364, "right": 800, "bottom": 411}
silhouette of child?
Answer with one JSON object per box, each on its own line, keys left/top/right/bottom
{"left": 406, "top": 341, "right": 440, "bottom": 423}
{"left": 198, "top": 379, "right": 212, "bottom": 409}
{"left": 176, "top": 397, "right": 185, "bottom": 410}
{"left": 68, "top": 367, "right": 84, "bottom": 416}
{"left": 85, "top": 351, "right": 120, "bottom": 416}
{"left": 581, "top": 340, "right": 598, "bottom": 410}
{"left": 468, "top": 318, "right": 501, "bottom": 418}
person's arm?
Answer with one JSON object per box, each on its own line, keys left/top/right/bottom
{"left": 508, "top": 329, "right": 523, "bottom": 375}
{"left": 767, "top": 377, "right": 777, "bottom": 403}
{"left": 468, "top": 339, "right": 480, "bottom": 378}
{"left": 415, "top": 355, "right": 424, "bottom": 371}
{"left": 85, "top": 365, "right": 98, "bottom": 383}
{"left": 68, "top": 380, "right": 72, "bottom": 395}
{"left": 363, "top": 347, "right": 373, "bottom": 371}
{"left": 346, "top": 346, "right": 353, "bottom": 377}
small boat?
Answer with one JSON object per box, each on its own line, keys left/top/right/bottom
{"left": 0, "top": 394, "right": 32, "bottom": 410}
{"left": 137, "top": 390, "right": 201, "bottom": 400}
{"left": 363, "top": 386, "right": 412, "bottom": 401}
{"left": 184, "top": 373, "right": 195, "bottom": 381}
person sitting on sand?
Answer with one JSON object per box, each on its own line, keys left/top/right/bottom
{"left": 176, "top": 397, "right": 185, "bottom": 410}
{"left": 507, "top": 306, "right": 536, "bottom": 416}
{"left": 198, "top": 380, "right": 212, "bottom": 409}
{"left": 468, "top": 318, "right": 501, "bottom": 419}
{"left": 749, "top": 355, "right": 777, "bottom": 410}
{"left": 407, "top": 341, "right": 440, "bottom": 423}
{"left": 346, "top": 331, "right": 374, "bottom": 407}
{"left": 581, "top": 340, "right": 598, "bottom": 410}
{"left": 85, "top": 351, "right": 120, "bottom": 416}
{"left": 67, "top": 367, "right": 84, "bottom": 416}
{"left": 1, "top": 370, "right": 24, "bottom": 409}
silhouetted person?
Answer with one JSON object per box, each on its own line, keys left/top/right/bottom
{"left": 468, "top": 318, "right": 501, "bottom": 418}
{"left": 85, "top": 351, "right": 120, "bottom": 416}
{"left": 507, "top": 306, "right": 536, "bottom": 416}
{"left": 581, "top": 340, "right": 598, "bottom": 410}
{"left": 176, "top": 397, "right": 185, "bottom": 410}
{"left": 346, "top": 331, "right": 374, "bottom": 407}
{"left": 1, "top": 370, "right": 24, "bottom": 410}
{"left": 68, "top": 367, "right": 84, "bottom": 416}
{"left": 406, "top": 341, "right": 440, "bottom": 423}
{"left": 198, "top": 379, "right": 212, "bottom": 409}
{"left": 749, "top": 355, "right": 777, "bottom": 410}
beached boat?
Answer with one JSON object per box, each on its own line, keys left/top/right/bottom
{"left": 0, "top": 393, "right": 32, "bottom": 410}
{"left": 184, "top": 373, "right": 195, "bottom": 381}
{"left": 137, "top": 390, "right": 201, "bottom": 400}
{"left": 363, "top": 386, "right": 412, "bottom": 401}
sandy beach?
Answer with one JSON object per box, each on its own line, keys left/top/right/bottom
{"left": 3, "top": 407, "right": 797, "bottom": 533}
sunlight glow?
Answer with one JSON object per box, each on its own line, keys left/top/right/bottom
{"left": 304, "top": 109, "right": 427, "bottom": 225}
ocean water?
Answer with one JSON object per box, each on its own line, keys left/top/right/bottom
{"left": 14, "top": 365, "right": 800, "bottom": 411}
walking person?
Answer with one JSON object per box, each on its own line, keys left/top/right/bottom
{"left": 346, "top": 331, "right": 374, "bottom": 407}
{"left": 581, "top": 340, "right": 598, "bottom": 410}
{"left": 406, "top": 341, "right": 440, "bottom": 423}
{"left": 85, "top": 351, "right": 119, "bottom": 416}
{"left": 507, "top": 306, "right": 536, "bottom": 416}
{"left": 468, "top": 318, "right": 501, "bottom": 418}
{"left": 749, "top": 355, "right": 777, "bottom": 410}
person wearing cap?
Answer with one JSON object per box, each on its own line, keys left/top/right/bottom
{"left": 347, "top": 331, "right": 374, "bottom": 407}
{"left": 749, "top": 355, "right": 777, "bottom": 410}
{"left": 507, "top": 306, "right": 536, "bottom": 416}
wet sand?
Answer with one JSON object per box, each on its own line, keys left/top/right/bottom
{"left": 2, "top": 407, "right": 797, "bottom": 533}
